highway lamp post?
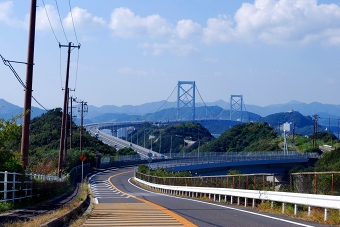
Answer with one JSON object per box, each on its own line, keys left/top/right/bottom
{"left": 151, "top": 136, "right": 153, "bottom": 151}
{"left": 190, "top": 136, "right": 200, "bottom": 158}
{"left": 159, "top": 132, "right": 161, "bottom": 155}
{"left": 176, "top": 135, "right": 185, "bottom": 158}
{"left": 144, "top": 129, "right": 146, "bottom": 148}
{"left": 170, "top": 134, "right": 172, "bottom": 158}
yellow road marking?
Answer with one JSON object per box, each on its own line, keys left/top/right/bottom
{"left": 108, "top": 171, "right": 198, "bottom": 227}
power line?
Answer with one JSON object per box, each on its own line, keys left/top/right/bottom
{"left": 41, "top": 0, "right": 59, "bottom": 44}
{"left": 59, "top": 47, "right": 63, "bottom": 89}
{"left": 73, "top": 48, "right": 80, "bottom": 92}
{"left": 1, "top": 54, "right": 48, "bottom": 111}
{"left": 195, "top": 85, "right": 217, "bottom": 118}
{"left": 68, "top": 0, "right": 79, "bottom": 44}
{"left": 54, "top": 0, "right": 68, "bottom": 43}
{"left": 67, "top": 0, "right": 81, "bottom": 96}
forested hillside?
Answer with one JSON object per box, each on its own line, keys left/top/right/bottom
{"left": 199, "top": 122, "right": 280, "bottom": 152}
{"left": 128, "top": 122, "right": 214, "bottom": 154}
{"left": 1, "top": 109, "right": 116, "bottom": 174}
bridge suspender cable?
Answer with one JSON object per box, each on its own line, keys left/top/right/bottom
{"left": 144, "top": 84, "right": 177, "bottom": 121}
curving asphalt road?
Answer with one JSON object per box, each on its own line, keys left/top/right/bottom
{"left": 88, "top": 166, "right": 333, "bottom": 227}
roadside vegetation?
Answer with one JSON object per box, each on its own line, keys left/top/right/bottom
{"left": 0, "top": 109, "right": 116, "bottom": 214}
{"left": 1, "top": 109, "right": 116, "bottom": 175}
{"left": 1, "top": 183, "right": 89, "bottom": 227}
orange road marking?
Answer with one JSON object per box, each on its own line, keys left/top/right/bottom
{"left": 108, "top": 171, "right": 198, "bottom": 227}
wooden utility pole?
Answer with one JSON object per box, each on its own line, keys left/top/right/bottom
{"left": 63, "top": 88, "right": 69, "bottom": 160}
{"left": 312, "top": 114, "right": 319, "bottom": 148}
{"left": 79, "top": 101, "right": 88, "bottom": 153}
{"left": 21, "top": 0, "right": 37, "bottom": 169}
{"left": 69, "top": 95, "right": 74, "bottom": 149}
{"left": 58, "top": 42, "right": 80, "bottom": 178}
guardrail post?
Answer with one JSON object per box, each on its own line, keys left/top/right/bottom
{"left": 4, "top": 171, "right": 8, "bottom": 202}
{"left": 12, "top": 173, "right": 16, "bottom": 202}
{"left": 237, "top": 197, "right": 240, "bottom": 205}
{"left": 271, "top": 201, "right": 274, "bottom": 209}
{"left": 331, "top": 173, "right": 334, "bottom": 195}
{"left": 308, "top": 206, "right": 311, "bottom": 216}
{"left": 231, "top": 196, "right": 233, "bottom": 204}
{"left": 324, "top": 208, "right": 328, "bottom": 221}
{"left": 282, "top": 203, "right": 285, "bottom": 214}
{"left": 245, "top": 198, "right": 247, "bottom": 207}
{"left": 314, "top": 174, "right": 317, "bottom": 194}
{"left": 294, "top": 204, "right": 298, "bottom": 216}
{"left": 262, "top": 175, "right": 265, "bottom": 190}
{"left": 252, "top": 199, "right": 255, "bottom": 208}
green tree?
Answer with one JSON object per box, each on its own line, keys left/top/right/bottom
{"left": 0, "top": 116, "right": 23, "bottom": 172}
{"left": 117, "top": 147, "right": 138, "bottom": 156}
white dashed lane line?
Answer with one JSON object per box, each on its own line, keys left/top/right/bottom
{"left": 89, "top": 176, "right": 129, "bottom": 200}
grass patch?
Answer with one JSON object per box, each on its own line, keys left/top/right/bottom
{"left": 257, "top": 201, "right": 340, "bottom": 225}
{"left": 1, "top": 183, "right": 89, "bottom": 227}
{"left": 0, "top": 179, "right": 72, "bottom": 215}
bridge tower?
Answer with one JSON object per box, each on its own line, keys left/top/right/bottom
{"left": 230, "top": 95, "right": 243, "bottom": 122}
{"left": 177, "top": 81, "right": 195, "bottom": 121}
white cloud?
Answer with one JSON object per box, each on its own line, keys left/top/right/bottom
{"left": 0, "top": 1, "right": 25, "bottom": 28}
{"left": 204, "top": 58, "right": 219, "bottom": 63}
{"left": 203, "top": 15, "right": 235, "bottom": 44}
{"left": 203, "top": 0, "right": 340, "bottom": 45}
{"left": 36, "top": 4, "right": 60, "bottom": 31}
{"left": 118, "top": 67, "right": 133, "bottom": 74}
{"left": 176, "top": 19, "right": 202, "bottom": 39}
{"left": 327, "top": 78, "right": 336, "bottom": 84}
{"left": 0, "top": 1, "right": 12, "bottom": 23}
{"left": 109, "top": 7, "right": 172, "bottom": 38}
{"left": 117, "top": 67, "right": 150, "bottom": 76}
{"left": 64, "top": 7, "right": 106, "bottom": 31}
{"left": 214, "top": 72, "right": 223, "bottom": 77}
{"left": 140, "top": 41, "right": 198, "bottom": 56}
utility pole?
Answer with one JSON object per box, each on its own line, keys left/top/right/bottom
{"left": 78, "top": 101, "right": 88, "bottom": 154}
{"left": 338, "top": 119, "right": 340, "bottom": 141}
{"left": 69, "top": 92, "right": 76, "bottom": 149}
{"left": 21, "top": 0, "right": 37, "bottom": 169}
{"left": 69, "top": 95, "right": 73, "bottom": 149}
{"left": 58, "top": 42, "right": 80, "bottom": 178}
{"left": 312, "top": 114, "right": 319, "bottom": 148}
{"left": 63, "top": 89, "right": 69, "bottom": 160}
{"left": 292, "top": 122, "right": 296, "bottom": 144}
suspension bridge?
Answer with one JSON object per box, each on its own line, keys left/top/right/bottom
{"left": 85, "top": 81, "right": 249, "bottom": 138}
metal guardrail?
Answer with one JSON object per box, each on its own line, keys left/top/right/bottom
{"left": 136, "top": 172, "right": 279, "bottom": 191}
{"left": 135, "top": 177, "right": 340, "bottom": 222}
{"left": 0, "top": 163, "right": 90, "bottom": 203}
{"left": 113, "top": 151, "right": 318, "bottom": 162}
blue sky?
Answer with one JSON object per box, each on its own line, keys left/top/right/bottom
{"left": 1, "top": 0, "right": 340, "bottom": 110}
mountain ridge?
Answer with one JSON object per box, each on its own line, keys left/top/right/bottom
{"left": 1, "top": 98, "right": 339, "bottom": 122}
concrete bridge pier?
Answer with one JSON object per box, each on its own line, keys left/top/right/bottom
{"left": 111, "top": 129, "right": 117, "bottom": 137}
